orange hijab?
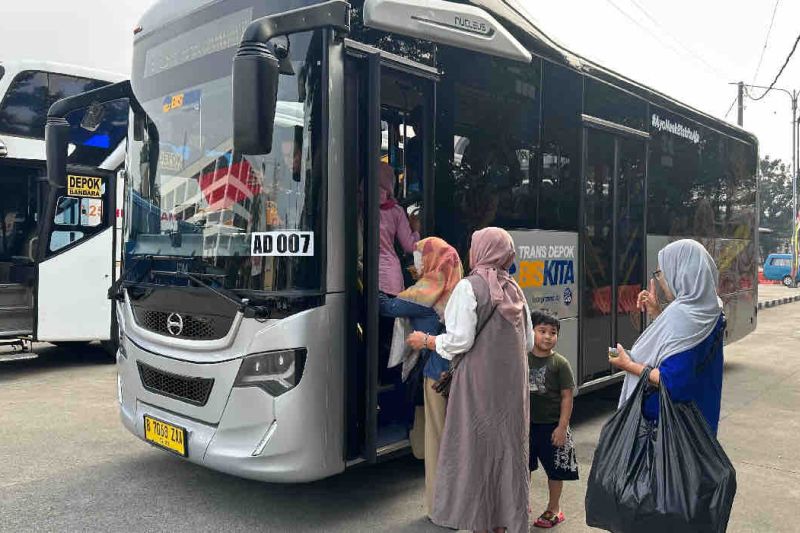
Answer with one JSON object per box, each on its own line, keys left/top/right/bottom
{"left": 397, "top": 237, "right": 463, "bottom": 319}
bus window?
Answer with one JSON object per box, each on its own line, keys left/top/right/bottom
{"left": 0, "top": 71, "right": 48, "bottom": 138}
{"left": 50, "top": 231, "right": 85, "bottom": 252}
{"left": 49, "top": 195, "right": 106, "bottom": 252}
{"left": 435, "top": 52, "right": 541, "bottom": 259}
{"left": 0, "top": 71, "right": 113, "bottom": 139}
{"left": 48, "top": 74, "right": 106, "bottom": 105}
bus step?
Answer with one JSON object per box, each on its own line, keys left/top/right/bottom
{"left": 0, "top": 352, "right": 37, "bottom": 363}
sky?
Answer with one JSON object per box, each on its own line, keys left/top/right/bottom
{"left": 1, "top": 0, "right": 798, "bottom": 164}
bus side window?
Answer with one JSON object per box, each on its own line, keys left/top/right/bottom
{"left": 50, "top": 231, "right": 85, "bottom": 252}
{"left": 49, "top": 196, "right": 103, "bottom": 252}
{"left": 53, "top": 197, "right": 80, "bottom": 225}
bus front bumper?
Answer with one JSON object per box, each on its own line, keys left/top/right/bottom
{"left": 117, "top": 347, "right": 344, "bottom": 483}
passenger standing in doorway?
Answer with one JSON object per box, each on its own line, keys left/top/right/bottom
{"left": 407, "top": 227, "right": 532, "bottom": 533}
{"left": 378, "top": 162, "right": 420, "bottom": 299}
{"left": 379, "top": 237, "right": 462, "bottom": 520}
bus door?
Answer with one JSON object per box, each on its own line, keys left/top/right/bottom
{"left": 0, "top": 161, "right": 43, "bottom": 339}
{"left": 581, "top": 119, "right": 648, "bottom": 382}
{"left": 343, "top": 43, "right": 437, "bottom": 463}
{"left": 37, "top": 99, "right": 128, "bottom": 343}
{"left": 37, "top": 166, "right": 117, "bottom": 342}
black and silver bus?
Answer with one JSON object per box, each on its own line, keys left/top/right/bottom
{"left": 45, "top": 0, "right": 757, "bottom": 481}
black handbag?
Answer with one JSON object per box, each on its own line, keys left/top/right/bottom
{"left": 432, "top": 304, "right": 497, "bottom": 398}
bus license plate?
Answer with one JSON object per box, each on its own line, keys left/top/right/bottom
{"left": 144, "top": 416, "right": 187, "bottom": 457}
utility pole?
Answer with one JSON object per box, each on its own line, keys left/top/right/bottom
{"left": 732, "top": 82, "right": 799, "bottom": 284}
{"left": 793, "top": 91, "right": 798, "bottom": 284}
{"left": 737, "top": 81, "right": 744, "bottom": 127}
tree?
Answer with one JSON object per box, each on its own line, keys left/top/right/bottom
{"left": 758, "top": 156, "right": 793, "bottom": 259}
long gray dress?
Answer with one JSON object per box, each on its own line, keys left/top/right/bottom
{"left": 431, "top": 275, "right": 530, "bottom": 532}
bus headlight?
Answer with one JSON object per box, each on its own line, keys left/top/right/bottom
{"left": 234, "top": 349, "right": 307, "bottom": 397}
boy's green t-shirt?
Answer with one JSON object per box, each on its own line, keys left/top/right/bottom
{"left": 528, "top": 350, "right": 575, "bottom": 424}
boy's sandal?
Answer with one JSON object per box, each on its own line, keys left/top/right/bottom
{"left": 534, "top": 511, "right": 565, "bottom": 529}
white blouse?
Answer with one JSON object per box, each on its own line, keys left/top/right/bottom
{"left": 435, "top": 278, "right": 534, "bottom": 360}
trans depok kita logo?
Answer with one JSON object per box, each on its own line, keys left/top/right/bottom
{"left": 514, "top": 244, "right": 576, "bottom": 293}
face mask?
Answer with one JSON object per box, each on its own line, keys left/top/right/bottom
{"left": 413, "top": 251, "right": 423, "bottom": 274}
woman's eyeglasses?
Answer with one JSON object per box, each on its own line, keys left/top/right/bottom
{"left": 651, "top": 269, "right": 662, "bottom": 281}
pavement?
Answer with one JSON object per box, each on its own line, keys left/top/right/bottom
{"left": 1, "top": 302, "right": 799, "bottom": 532}
{"left": 757, "top": 283, "right": 800, "bottom": 308}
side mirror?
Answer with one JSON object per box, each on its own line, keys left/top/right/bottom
{"left": 45, "top": 117, "right": 70, "bottom": 187}
{"left": 232, "top": 42, "right": 281, "bottom": 155}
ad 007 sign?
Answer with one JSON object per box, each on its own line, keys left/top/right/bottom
{"left": 251, "top": 231, "right": 314, "bottom": 257}
{"left": 509, "top": 230, "right": 579, "bottom": 320}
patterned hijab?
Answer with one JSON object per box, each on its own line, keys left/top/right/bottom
{"left": 469, "top": 227, "right": 525, "bottom": 326}
{"left": 397, "top": 237, "right": 463, "bottom": 319}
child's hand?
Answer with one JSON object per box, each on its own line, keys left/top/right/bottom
{"left": 552, "top": 425, "right": 568, "bottom": 448}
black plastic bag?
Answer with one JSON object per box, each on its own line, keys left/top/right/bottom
{"left": 585, "top": 369, "right": 736, "bottom": 533}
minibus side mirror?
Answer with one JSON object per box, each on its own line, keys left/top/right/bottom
{"left": 232, "top": 43, "right": 281, "bottom": 155}
{"left": 45, "top": 117, "right": 70, "bottom": 187}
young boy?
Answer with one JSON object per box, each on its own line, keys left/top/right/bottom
{"left": 529, "top": 311, "right": 578, "bottom": 529}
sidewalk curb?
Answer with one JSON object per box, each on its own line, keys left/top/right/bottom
{"left": 757, "top": 294, "right": 800, "bottom": 310}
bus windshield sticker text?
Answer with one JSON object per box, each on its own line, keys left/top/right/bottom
{"left": 162, "top": 89, "right": 201, "bottom": 114}
{"left": 251, "top": 232, "right": 314, "bottom": 257}
{"left": 67, "top": 175, "right": 103, "bottom": 198}
{"left": 651, "top": 113, "right": 700, "bottom": 144}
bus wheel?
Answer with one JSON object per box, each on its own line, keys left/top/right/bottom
{"left": 783, "top": 275, "right": 795, "bottom": 288}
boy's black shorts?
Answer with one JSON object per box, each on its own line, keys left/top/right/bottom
{"left": 530, "top": 422, "right": 579, "bottom": 481}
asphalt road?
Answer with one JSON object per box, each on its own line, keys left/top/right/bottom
{"left": 2, "top": 301, "right": 799, "bottom": 532}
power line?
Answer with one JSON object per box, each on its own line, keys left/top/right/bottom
{"left": 750, "top": 32, "right": 800, "bottom": 101}
{"left": 625, "top": 0, "right": 726, "bottom": 78}
{"left": 752, "top": 0, "right": 781, "bottom": 84}
{"left": 723, "top": 95, "right": 738, "bottom": 120}
{"left": 602, "top": 0, "right": 703, "bottom": 70}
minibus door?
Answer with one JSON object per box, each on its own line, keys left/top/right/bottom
{"left": 344, "top": 44, "right": 437, "bottom": 463}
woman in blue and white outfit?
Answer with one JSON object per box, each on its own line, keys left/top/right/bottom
{"left": 379, "top": 236, "right": 463, "bottom": 519}
{"left": 610, "top": 239, "right": 726, "bottom": 435}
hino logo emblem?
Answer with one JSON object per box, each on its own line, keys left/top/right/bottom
{"left": 166, "top": 313, "right": 184, "bottom": 336}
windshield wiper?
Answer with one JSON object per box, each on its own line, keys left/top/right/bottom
{"left": 111, "top": 256, "right": 273, "bottom": 318}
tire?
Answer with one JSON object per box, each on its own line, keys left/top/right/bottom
{"left": 101, "top": 314, "right": 120, "bottom": 360}
{"left": 783, "top": 275, "right": 795, "bottom": 288}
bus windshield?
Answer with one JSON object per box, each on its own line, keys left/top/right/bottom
{"left": 125, "top": 29, "right": 323, "bottom": 295}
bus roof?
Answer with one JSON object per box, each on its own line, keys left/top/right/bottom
{"left": 467, "top": 0, "right": 757, "bottom": 146}
{"left": 134, "top": 0, "right": 757, "bottom": 147}
{"left": 0, "top": 59, "right": 124, "bottom": 83}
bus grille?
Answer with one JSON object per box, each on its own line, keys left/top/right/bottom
{"left": 137, "top": 362, "right": 214, "bottom": 406}
{"left": 133, "top": 309, "right": 220, "bottom": 340}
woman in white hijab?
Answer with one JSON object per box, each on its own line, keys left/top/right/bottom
{"left": 609, "top": 239, "right": 726, "bottom": 434}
